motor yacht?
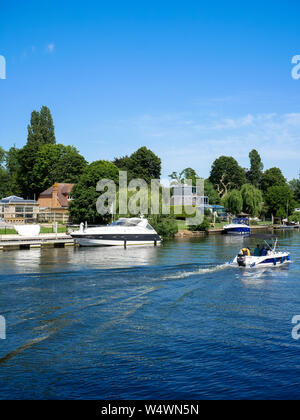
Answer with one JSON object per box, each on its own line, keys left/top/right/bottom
{"left": 70, "top": 217, "right": 162, "bottom": 247}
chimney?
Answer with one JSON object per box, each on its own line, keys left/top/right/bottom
{"left": 52, "top": 183, "right": 59, "bottom": 208}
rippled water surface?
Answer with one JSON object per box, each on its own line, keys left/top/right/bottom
{"left": 1, "top": 231, "right": 300, "bottom": 399}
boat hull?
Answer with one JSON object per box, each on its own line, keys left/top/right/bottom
{"left": 71, "top": 233, "right": 162, "bottom": 247}
{"left": 233, "top": 252, "right": 290, "bottom": 268}
{"left": 223, "top": 225, "right": 251, "bottom": 235}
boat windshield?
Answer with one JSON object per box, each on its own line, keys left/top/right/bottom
{"left": 110, "top": 218, "right": 143, "bottom": 227}
{"left": 233, "top": 218, "right": 249, "bottom": 225}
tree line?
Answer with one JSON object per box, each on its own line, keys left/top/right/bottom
{"left": 1, "top": 106, "right": 299, "bottom": 234}
{"left": 170, "top": 151, "right": 300, "bottom": 220}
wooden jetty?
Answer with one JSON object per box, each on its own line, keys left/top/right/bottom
{"left": 0, "top": 233, "right": 76, "bottom": 251}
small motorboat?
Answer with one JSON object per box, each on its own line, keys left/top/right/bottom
{"left": 231, "top": 235, "right": 290, "bottom": 268}
{"left": 277, "top": 221, "right": 299, "bottom": 230}
{"left": 70, "top": 217, "right": 162, "bottom": 247}
{"left": 223, "top": 218, "right": 251, "bottom": 236}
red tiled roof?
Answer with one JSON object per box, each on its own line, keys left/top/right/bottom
{"left": 39, "top": 183, "right": 74, "bottom": 208}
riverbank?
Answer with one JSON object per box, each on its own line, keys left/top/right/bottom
{"left": 175, "top": 224, "right": 274, "bottom": 238}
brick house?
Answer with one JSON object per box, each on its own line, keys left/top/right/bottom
{"left": 38, "top": 183, "right": 74, "bottom": 223}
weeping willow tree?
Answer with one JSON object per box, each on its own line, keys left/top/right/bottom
{"left": 240, "top": 184, "right": 263, "bottom": 216}
{"left": 222, "top": 189, "right": 243, "bottom": 215}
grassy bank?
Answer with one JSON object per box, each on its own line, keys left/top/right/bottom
{"left": 0, "top": 226, "right": 67, "bottom": 235}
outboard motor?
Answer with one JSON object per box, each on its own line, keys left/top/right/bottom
{"left": 237, "top": 253, "right": 247, "bottom": 267}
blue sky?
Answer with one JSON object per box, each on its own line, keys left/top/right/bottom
{"left": 1, "top": 0, "right": 300, "bottom": 182}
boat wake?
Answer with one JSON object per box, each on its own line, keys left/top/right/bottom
{"left": 161, "top": 262, "right": 233, "bottom": 280}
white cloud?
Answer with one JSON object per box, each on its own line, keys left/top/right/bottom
{"left": 114, "top": 112, "right": 300, "bottom": 180}
{"left": 46, "top": 43, "right": 55, "bottom": 53}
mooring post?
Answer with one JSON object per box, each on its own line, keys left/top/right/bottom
{"left": 124, "top": 240, "right": 127, "bottom": 249}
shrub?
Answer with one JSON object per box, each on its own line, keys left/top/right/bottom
{"left": 170, "top": 205, "right": 196, "bottom": 220}
{"left": 188, "top": 217, "right": 211, "bottom": 232}
{"left": 148, "top": 214, "right": 178, "bottom": 239}
{"left": 288, "top": 213, "right": 300, "bottom": 223}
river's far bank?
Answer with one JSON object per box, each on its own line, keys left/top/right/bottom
{"left": 175, "top": 224, "right": 276, "bottom": 238}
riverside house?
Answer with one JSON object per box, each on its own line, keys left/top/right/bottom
{"left": 170, "top": 185, "right": 209, "bottom": 207}
{"left": 0, "top": 196, "right": 39, "bottom": 223}
{"left": 38, "top": 183, "right": 74, "bottom": 223}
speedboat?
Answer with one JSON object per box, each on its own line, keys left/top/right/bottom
{"left": 223, "top": 218, "right": 251, "bottom": 236}
{"left": 70, "top": 217, "right": 162, "bottom": 247}
{"left": 231, "top": 236, "right": 290, "bottom": 268}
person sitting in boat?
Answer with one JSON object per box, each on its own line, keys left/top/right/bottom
{"left": 260, "top": 246, "right": 268, "bottom": 256}
{"left": 240, "top": 247, "right": 251, "bottom": 256}
{"left": 254, "top": 244, "right": 261, "bottom": 257}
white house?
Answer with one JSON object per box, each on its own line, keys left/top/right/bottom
{"left": 170, "top": 185, "right": 209, "bottom": 207}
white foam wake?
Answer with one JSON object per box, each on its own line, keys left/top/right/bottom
{"left": 162, "top": 262, "right": 232, "bottom": 280}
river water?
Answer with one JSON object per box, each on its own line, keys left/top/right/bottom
{"left": 0, "top": 231, "right": 300, "bottom": 399}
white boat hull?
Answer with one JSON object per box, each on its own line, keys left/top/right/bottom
{"left": 70, "top": 218, "right": 162, "bottom": 247}
{"left": 232, "top": 251, "right": 290, "bottom": 268}
{"left": 223, "top": 223, "right": 251, "bottom": 235}
{"left": 75, "top": 237, "right": 162, "bottom": 247}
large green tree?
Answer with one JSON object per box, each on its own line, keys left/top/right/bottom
{"left": 69, "top": 160, "right": 119, "bottom": 224}
{"left": 0, "top": 147, "right": 11, "bottom": 198}
{"left": 240, "top": 184, "right": 263, "bottom": 216}
{"left": 204, "top": 179, "right": 220, "bottom": 205}
{"left": 27, "top": 106, "right": 56, "bottom": 145}
{"left": 17, "top": 106, "right": 57, "bottom": 198}
{"left": 247, "top": 149, "right": 263, "bottom": 187}
{"left": 265, "top": 185, "right": 296, "bottom": 218}
{"left": 209, "top": 156, "right": 247, "bottom": 197}
{"left": 169, "top": 167, "right": 198, "bottom": 186}
{"left": 31, "top": 144, "right": 87, "bottom": 195}
{"left": 223, "top": 189, "right": 243, "bottom": 215}
{"left": 261, "top": 167, "right": 286, "bottom": 194}
{"left": 5, "top": 146, "right": 22, "bottom": 196}
{"left": 114, "top": 147, "right": 161, "bottom": 184}
{"left": 289, "top": 176, "right": 300, "bottom": 203}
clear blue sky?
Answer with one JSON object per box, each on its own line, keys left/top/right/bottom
{"left": 1, "top": 0, "right": 300, "bottom": 182}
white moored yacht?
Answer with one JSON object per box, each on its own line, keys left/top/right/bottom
{"left": 223, "top": 217, "right": 251, "bottom": 236}
{"left": 70, "top": 217, "right": 162, "bottom": 247}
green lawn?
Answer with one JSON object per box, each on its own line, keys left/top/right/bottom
{"left": 0, "top": 228, "right": 17, "bottom": 235}
{"left": 176, "top": 220, "right": 187, "bottom": 230}
{"left": 212, "top": 222, "right": 227, "bottom": 229}
{"left": 40, "top": 227, "right": 67, "bottom": 234}
{"left": 0, "top": 226, "right": 67, "bottom": 235}
{"left": 253, "top": 221, "right": 273, "bottom": 226}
